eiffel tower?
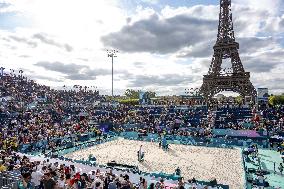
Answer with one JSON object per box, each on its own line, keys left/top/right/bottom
{"left": 199, "top": 0, "right": 256, "bottom": 101}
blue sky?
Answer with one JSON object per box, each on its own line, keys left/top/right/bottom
{"left": 0, "top": 12, "right": 30, "bottom": 30}
{"left": 120, "top": 0, "right": 219, "bottom": 11}
{"left": 0, "top": 0, "right": 283, "bottom": 95}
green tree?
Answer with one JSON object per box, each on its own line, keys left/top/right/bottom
{"left": 145, "top": 91, "right": 156, "bottom": 98}
{"left": 124, "top": 89, "right": 156, "bottom": 99}
{"left": 124, "top": 89, "right": 138, "bottom": 99}
{"left": 269, "top": 95, "right": 284, "bottom": 106}
{"left": 268, "top": 95, "right": 276, "bottom": 106}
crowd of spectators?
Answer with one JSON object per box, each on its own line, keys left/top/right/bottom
{"left": 1, "top": 69, "right": 284, "bottom": 189}
{"left": 0, "top": 72, "right": 213, "bottom": 153}
{"left": 0, "top": 150, "right": 137, "bottom": 189}
{"left": 0, "top": 73, "right": 102, "bottom": 152}
{"left": 92, "top": 105, "right": 212, "bottom": 137}
{"left": 1, "top": 150, "right": 219, "bottom": 189}
{"left": 1, "top": 71, "right": 284, "bottom": 152}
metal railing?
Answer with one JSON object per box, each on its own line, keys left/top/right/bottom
{"left": 0, "top": 171, "right": 20, "bottom": 189}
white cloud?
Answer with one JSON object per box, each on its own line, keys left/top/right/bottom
{"left": 161, "top": 5, "right": 219, "bottom": 20}
{"left": 234, "top": 0, "right": 282, "bottom": 15}
{"left": 0, "top": 0, "right": 283, "bottom": 95}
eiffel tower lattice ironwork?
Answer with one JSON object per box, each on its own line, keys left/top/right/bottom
{"left": 199, "top": 0, "right": 257, "bottom": 101}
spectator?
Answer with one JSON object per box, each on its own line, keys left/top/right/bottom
{"left": 31, "top": 167, "right": 43, "bottom": 189}
{"left": 57, "top": 175, "right": 65, "bottom": 189}
{"left": 42, "top": 172, "right": 56, "bottom": 189}
{"left": 175, "top": 167, "right": 181, "bottom": 176}
{"left": 18, "top": 172, "right": 33, "bottom": 189}
{"left": 279, "top": 163, "right": 283, "bottom": 175}
{"left": 148, "top": 183, "right": 155, "bottom": 189}
{"left": 0, "top": 159, "right": 7, "bottom": 172}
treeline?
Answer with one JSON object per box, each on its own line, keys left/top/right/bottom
{"left": 117, "top": 89, "right": 156, "bottom": 105}
{"left": 124, "top": 89, "right": 156, "bottom": 99}
{"left": 269, "top": 94, "right": 284, "bottom": 106}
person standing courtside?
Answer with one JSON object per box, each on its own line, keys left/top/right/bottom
{"left": 138, "top": 145, "right": 144, "bottom": 162}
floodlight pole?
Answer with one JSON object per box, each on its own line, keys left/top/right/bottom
{"left": 111, "top": 55, "right": 113, "bottom": 97}
{"left": 107, "top": 49, "right": 118, "bottom": 98}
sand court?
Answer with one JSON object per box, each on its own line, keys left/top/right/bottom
{"left": 64, "top": 138, "right": 245, "bottom": 189}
